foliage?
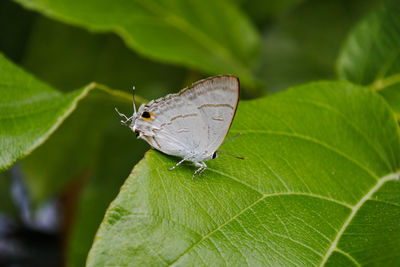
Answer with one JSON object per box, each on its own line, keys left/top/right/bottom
{"left": 1, "top": 0, "right": 399, "bottom": 266}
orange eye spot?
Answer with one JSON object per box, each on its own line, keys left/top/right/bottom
{"left": 141, "top": 111, "right": 153, "bottom": 120}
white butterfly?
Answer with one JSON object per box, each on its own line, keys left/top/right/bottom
{"left": 116, "top": 75, "right": 242, "bottom": 179}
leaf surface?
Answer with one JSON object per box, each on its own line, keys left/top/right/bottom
{"left": 87, "top": 81, "right": 400, "bottom": 266}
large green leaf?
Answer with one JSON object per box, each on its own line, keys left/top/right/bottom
{"left": 14, "top": 0, "right": 260, "bottom": 87}
{"left": 87, "top": 81, "right": 400, "bottom": 266}
{"left": 338, "top": 0, "right": 400, "bottom": 115}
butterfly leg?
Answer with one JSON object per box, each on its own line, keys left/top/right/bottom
{"left": 192, "top": 162, "right": 207, "bottom": 180}
{"left": 168, "top": 157, "right": 187, "bottom": 171}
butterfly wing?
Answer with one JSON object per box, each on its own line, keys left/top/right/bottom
{"left": 133, "top": 75, "right": 239, "bottom": 160}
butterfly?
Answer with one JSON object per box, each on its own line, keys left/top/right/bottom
{"left": 116, "top": 75, "right": 243, "bottom": 180}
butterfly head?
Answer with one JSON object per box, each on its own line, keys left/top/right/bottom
{"left": 129, "top": 108, "right": 156, "bottom": 138}
{"left": 115, "top": 85, "right": 158, "bottom": 140}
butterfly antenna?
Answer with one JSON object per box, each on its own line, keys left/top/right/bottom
{"left": 217, "top": 150, "right": 246, "bottom": 160}
{"left": 222, "top": 132, "right": 243, "bottom": 145}
{"left": 114, "top": 85, "right": 138, "bottom": 126}
{"left": 132, "top": 86, "right": 137, "bottom": 116}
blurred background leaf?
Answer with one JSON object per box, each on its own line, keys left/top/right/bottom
{"left": 338, "top": 0, "right": 400, "bottom": 116}
{"left": 88, "top": 81, "right": 400, "bottom": 266}
{"left": 14, "top": 0, "right": 261, "bottom": 89}
{"left": 257, "top": 0, "right": 381, "bottom": 92}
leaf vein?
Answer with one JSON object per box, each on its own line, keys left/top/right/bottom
{"left": 335, "top": 248, "right": 361, "bottom": 267}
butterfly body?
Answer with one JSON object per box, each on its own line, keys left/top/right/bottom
{"left": 117, "top": 75, "right": 240, "bottom": 179}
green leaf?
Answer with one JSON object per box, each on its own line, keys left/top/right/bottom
{"left": 338, "top": 0, "right": 400, "bottom": 115}
{"left": 0, "top": 53, "right": 86, "bottom": 171}
{"left": 14, "top": 0, "right": 261, "bottom": 87}
{"left": 87, "top": 81, "right": 400, "bottom": 266}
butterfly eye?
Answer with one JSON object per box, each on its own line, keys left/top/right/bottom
{"left": 212, "top": 151, "right": 217, "bottom": 159}
{"left": 141, "top": 111, "right": 152, "bottom": 120}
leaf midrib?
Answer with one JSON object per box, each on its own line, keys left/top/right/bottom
{"left": 319, "top": 172, "right": 400, "bottom": 266}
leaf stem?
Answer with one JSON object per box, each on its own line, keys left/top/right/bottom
{"left": 370, "top": 73, "right": 400, "bottom": 91}
{"left": 87, "top": 82, "right": 147, "bottom": 106}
